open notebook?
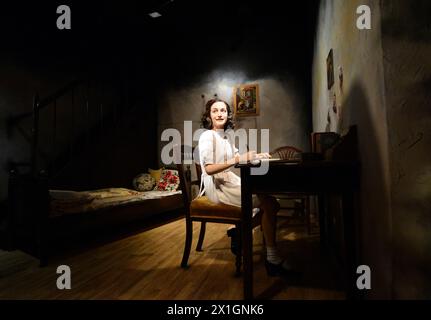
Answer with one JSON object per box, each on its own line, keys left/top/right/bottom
{"left": 261, "top": 157, "right": 282, "bottom": 161}
{"left": 251, "top": 157, "right": 300, "bottom": 164}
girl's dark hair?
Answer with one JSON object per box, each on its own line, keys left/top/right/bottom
{"left": 201, "top": 98, "right": 235, "bottom": 130}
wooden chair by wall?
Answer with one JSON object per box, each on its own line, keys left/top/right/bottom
{"left": 271, "top": 146, "right": 302, "bottom": 161}
{"left": 270, "top": 146, "right": 312, "bottom": 234}
{"left": 177, "top": 145, "right": 261, "bottom": 276}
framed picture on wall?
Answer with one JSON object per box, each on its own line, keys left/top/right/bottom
{"left": 233, "top": 83, "right": 260, "bottom": 117}
{"left": 327, "top": 49, "right": 334, "bottom": 90}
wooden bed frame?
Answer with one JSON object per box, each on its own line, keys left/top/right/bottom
{"left": 6, "top": 171, "right": 184, "bottom": 266}
{"left": 4, "top": 81, "right": 187, "bottom": 266}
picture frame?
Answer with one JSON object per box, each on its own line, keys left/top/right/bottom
{"left": 233, "top": 83, "right": 260, "bottom": 117}
{"left": 327, "top": 49, "right": 334, "bottom": 90}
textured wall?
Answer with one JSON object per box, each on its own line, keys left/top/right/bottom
{"left": 381, "top": 0, "right": 431, "bottom": 299}
{"left": 157, "top": 70, "right": 309, "bottom": 165}
{"left": 312, "top": 0, "right": 392, "bottom": 298}
{"left": 313, "top": 0, "right": 431, "bottom": 299}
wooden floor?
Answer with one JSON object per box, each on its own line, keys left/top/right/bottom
{"left": 0, "top": 213, "right": 345, "bottom": 300}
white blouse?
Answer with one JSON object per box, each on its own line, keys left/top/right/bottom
{"left": 198, "top": 129, "right": 242, "bottom": 207}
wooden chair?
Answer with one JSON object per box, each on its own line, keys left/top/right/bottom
{"left": 271, "top": 146, "right": 302, "bottom": 161}
{"left": 270, "top": 146, "right": 312, "bottom": 234}
{"left": 177, "top": 145, "right": 261, "bottom": 276}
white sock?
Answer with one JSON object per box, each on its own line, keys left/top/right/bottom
{"left": 266, "top": 246, "right": 293, "bottom": 269}
{"left": 266, "top": 246, "right": 283, "bottom": 265}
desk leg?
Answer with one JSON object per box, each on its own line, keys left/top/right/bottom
{"left": 342, "top": 191, "right": 357, "bottom": 299}
{"left": 318, "top": 193, "right": 327, "bottom": 246}
{"left": 241, "top": 166, "right": 253, "bottom": 300}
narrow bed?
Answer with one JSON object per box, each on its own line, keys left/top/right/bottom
{"left": 49, "top": 188, "right": 182, "bottom": 217}
{"left": 7, "top": 171, "right": 186, "bottom": 266}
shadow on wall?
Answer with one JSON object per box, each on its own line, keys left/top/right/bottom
{"left": 390, "top": 72, "right": 431, "bottom": 293}
{"left": 381, "top": 0, "right": 431, "bottom": 42}
{"left": 341, "top": 80, "right": 392, "bottom": 299}
{"left": 381, "top": 0, "right": 431, "bottom": 299}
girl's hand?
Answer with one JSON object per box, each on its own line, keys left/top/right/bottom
{"left": 238, "top": 151, "right": 257, "bottom": 163}
{"left": 256, "top": 153, "right": 271, "bottom": 159}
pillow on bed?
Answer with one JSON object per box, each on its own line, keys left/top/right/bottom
{"left": 148, "top": 168, "right": 163, "bottom": 183}
{"left": 133, "top": 173, "right": 156, "bottom": 191}
{"left": 154, "top": 169, "right": 180, "bottom": 191}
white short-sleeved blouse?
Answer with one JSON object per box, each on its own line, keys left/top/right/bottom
{"left": 198, "top": 129, "right": 242, "bottom": 207}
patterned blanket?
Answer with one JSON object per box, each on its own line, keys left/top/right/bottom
{"left": 49, "top": 188, "right": 182, "bottom": 216}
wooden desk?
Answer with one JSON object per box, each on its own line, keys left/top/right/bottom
{"left": 238, "top": 160, "right": 360, "bottom": 300}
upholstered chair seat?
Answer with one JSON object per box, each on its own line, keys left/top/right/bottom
{"left": 190, "top": 196, "right": 242, "bottom": 220}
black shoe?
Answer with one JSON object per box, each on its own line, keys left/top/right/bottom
{"left": 264, "top": 259, "right": 302, "bottom": 279}
{"left": 227, "top": 227, "right": 240, "bottom": 256}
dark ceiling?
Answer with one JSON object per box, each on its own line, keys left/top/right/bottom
{"left": 0, "top": 0, "right": 320, "bottom": 87}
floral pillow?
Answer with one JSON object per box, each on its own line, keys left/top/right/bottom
{"left": 154, "top": 169, "right": 180, "bottom": 191}
{"left": 133, "top": 173, "right": 156, "bottom": 191}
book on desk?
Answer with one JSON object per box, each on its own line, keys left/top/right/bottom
{"left": 310, "top": 126, "right": 358, "bottom": 162}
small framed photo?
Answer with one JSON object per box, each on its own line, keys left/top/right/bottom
{"left": 327, "top": 49, "right": 334, "bottom": 90}
{"left": 233, "top": 83, "right": 260, "bottom": 117}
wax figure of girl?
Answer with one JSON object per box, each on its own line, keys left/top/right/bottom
{"left": 197, "top": 98, "right": 297, "bottom": 276}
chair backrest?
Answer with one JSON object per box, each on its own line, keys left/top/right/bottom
{"left": 176, "top": 145, "right": 194, "bottom": 211}
{"left": 195, "top": 162, "right": 202, "bottom": 186}
{"left": 270, "top": 146, "right": 302, "bottom": 160}
{"left": 193, "top": 145, "right": 202, "bottom": 186}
